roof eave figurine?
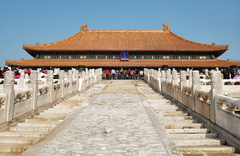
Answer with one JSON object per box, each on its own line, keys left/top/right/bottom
{"left": 80, "top": 24, "right": 89, "bottom": 32}
{"left": 163, "top": 23, "right": 171, "bottom": 31}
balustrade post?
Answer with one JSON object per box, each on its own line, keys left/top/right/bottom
{"left": 210, "top": 71, "right": 223, "bottom": 123}
{"left": 30, "top": 71, "right": 38, "bottom": 110}
{"left": 74, "top": 70, "right": 79, "bottom": 92}
{"left": 17, "top": 70, "right": 25, "bottom": 90}
{"left": 172, "top": 69, "right": 178, "bottom": 98}
{"left": 166, "top": 69, "right": 172, "bottom": 82}
{"left": 157, "top": 69, "right": 161, "bottom": 91}
{"left": 3, "top": 71, "right": 15, "bottom": 122}
{"left": 189, "top": 69, "right": 193, "bottom": 86}
{"left": 180, "top": 71, "right": 187, "bottom": 103}
{"left": 192, "top": 70, "right": 200, "bottom": 111}
{"left": 47, "top": 70, "right": 54, "bottom": 103}
{"left": 68, "top": 70, "right": 73, "bottom": 93}
{"left": 59, "top": 70, "right": 65, "bottom": 98}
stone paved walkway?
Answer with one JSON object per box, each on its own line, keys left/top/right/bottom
{"left": 21, "top": 80, "right": 179, "bottom": 156}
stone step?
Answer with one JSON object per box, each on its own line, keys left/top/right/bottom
{"left": 163, "top": 115, "right": 192, "bottom": 121}
{"left": 43, "top": 109, "right": 73, "bottom": 114}
{"left": 164, "top": 123, "right": 204, "bottom": 129}
{"left": 59, "top": 101, "right": 80, "bottom": 107}
{"left": 162, "top": 118, "right": 198, "bottom": 125}
{"left": 174, "top": 138, "right": 225, "bottom": 146}
{"left": 17, "top": 122, "right": 57, "bottom": 128}
{"left": 170, "top": 133, "right": 218, "bottom": 139}
{"left": 178, "top": 145, "right": 236, "bottom": 154}
{"left": 0, "top": 143, "right": 30, "bottom": 153}
{"left": 39, "top": 112, "right": 69, "bottom": 116}
{"left": 163, "top": 112, "right": 188, "bottom": 116}
{"left": 0, "top": 136, "right": 39, "bottom": 145}
{"left": 25, "top": 118, "right": 61, "bottom": 123}
{"left": 53, "top": 105, "right": 77, "bottom": 109}
{"left": 167, "top": 129, "right": 210, "bottom": 134}
{"left": 9, "top": 126, "right": 53, "bottom": 132}
{"left": 33, "top": 113, "right": 66, "bottom": 120}
{"left": 0, "top": 131, "right": 47, "bottom": 138}
{"left": 0, "top": 153, "right": 21, "bottom": 156}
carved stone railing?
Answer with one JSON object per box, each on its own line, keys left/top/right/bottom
{"left": 144, "top": 68, "right": 240, "bottom": 147}
{"left": 216, "top": 94, "right": 240, "bottom": 115}
{"left": 182, "top": 86, "right": 192, "bottom": 97}
{"left": 174, "top": 84, "right": 181, "bottom": 92}
{"left": 195, "top": 89, "right": 210, "bottom": 104}
{"left": 0, "top": 93, "right": 6, "bottom": 109}
{"left": 14, "top": 89, "right": 33, "bottom": 103}
{"left": 0, "top": 68, "right": 102, "bottom": 125}
{"left": 53, "top": 83, "right": 61, "bottom": 91}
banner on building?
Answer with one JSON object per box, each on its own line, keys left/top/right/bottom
{"left": 120, "top": 52, "right": 129, "bottom": 61}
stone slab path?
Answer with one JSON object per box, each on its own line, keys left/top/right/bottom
{"left": 21, "top": 80, "right": 180, "bottom": 156}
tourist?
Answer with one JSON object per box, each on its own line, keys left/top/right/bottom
{"left": 105, "top": 69, "right": 110, "bottom": 79}
{"left": 130, "top": 70, "right": 135, "bottom": 79}
{"left": 120, "top": 68, "right": 124, "bottom": 79}
{"left": 116, "top": 70, "right": 120, "bottom": 79}
{"left": 111, "top": 69, "right": 116, "bottom": 79}
{"left": 139, "top": 70, "right": 144, "bottom": 79}
{"left": 135, "top": 69, "right": 139, "bottom": 79}
{"left": 222, "top": 68, "right": 230, "bottom": 79}
{"left": 233, "top": 73, "right": 240, "bottom": 85}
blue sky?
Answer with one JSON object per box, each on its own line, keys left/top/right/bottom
{"left": 0, "top": 0, "right": 240, "bottom": 67}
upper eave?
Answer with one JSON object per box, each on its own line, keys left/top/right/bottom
{"left": 23, "top": 25, "right": 228, "bottom": 56}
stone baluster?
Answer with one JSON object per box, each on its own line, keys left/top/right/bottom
{"left": 59, "top": 70, "right": 65, "bottom": 98}
{"left": 210, "top": 71, "right": 223, "bottom": 123}
{"left": 144, "top": 68, "right": 150, "bottom": 84}
{"left": 189, "top": 69, "right": 193, "bottom": 86}
{"left": 68, "top": 70, "right": 73, "bottom": 92}
{"left": 205, "top": 69, "right": 209, "bottom": 79}
{"left": 75, "top": 70, "right": 79, "bottom": 91}
{"left": 3, "top": 71, "right": 15, "bottom": 122}
{"left": 17, "top": 70, "right": 25, "bottom": 90}
{"left": 47, "top": 70, "right": 54, "bottom": 103}
{"left": 157, "top": 69, "right": 161, "bottom": 91}
{"left": 172, "top": 69, "right": 178, "bottom": 98}
{"left": 191, "top": 70, "right": 200, "bottom": 111}
{"left": 30, "top": 71, "right": 38, "bottom": 110}
{"left": 161, "top": 70, "right": 166, "bottom": 82}
{"left": 166, "top": 69, "right": 172, "bottom": 82}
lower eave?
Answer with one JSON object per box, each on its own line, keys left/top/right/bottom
{"left": 25, "top": 49, "right": 226, "bottom": 58}
{"left": 6, "top": 58, "right": 240, "bottom": 68}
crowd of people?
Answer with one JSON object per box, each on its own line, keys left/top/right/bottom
{"left": 104, "top": 68, "right": 144, "bottom": 80}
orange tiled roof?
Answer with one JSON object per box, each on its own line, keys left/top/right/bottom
{"left": 6, "top": 59, "right": 240, "bottom": 68}
{"left": 23, "top": 24, "right": 228, "bottom": 57}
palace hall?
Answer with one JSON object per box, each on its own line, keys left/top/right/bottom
{"left": 6, "top": 24, "right": 240, "bottom": 70}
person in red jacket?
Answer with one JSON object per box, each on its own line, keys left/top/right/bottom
{"left": 105, "top": 69, "right": 110, "bottom": 79}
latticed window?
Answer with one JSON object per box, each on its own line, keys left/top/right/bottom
{"left": 44, "top": 55, "right": 51, "bottom": 59}
{"left": 199, "top": 56, "right": 206, "bottom": 59}
{"left": 87, "top": 56, "right": 97, "bottom": 59}
{"left": 80, "top": 56, "right": 87, "bottom": 59}
{"left": 153, "top": 56, "right": 162, "bottom": 59}
{"left": 180, "top": 56, "right": 189, "bottom": 59}
{"left": 163, "top": 56, "right": 169, "bottom": 59}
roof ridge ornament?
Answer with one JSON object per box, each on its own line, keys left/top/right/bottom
{"left": 162, "top": 23, "right": 171, "bottom": 31}
{"left": 80, "top": 24, "right": 89, "bottom": 32}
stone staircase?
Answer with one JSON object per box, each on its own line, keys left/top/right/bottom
{"left": 0, "top": 82, "right": 107, "bottom": 155}
{"left": 136, "top": 81, "right": 239, "bottom": 156}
